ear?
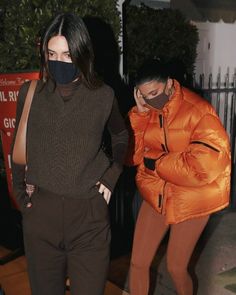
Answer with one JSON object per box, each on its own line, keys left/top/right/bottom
{"left": 167, "top": 78, "right": 174, "bottom": 95}
{"left": 167, "top": 78, "right": 173, "bottom": 89}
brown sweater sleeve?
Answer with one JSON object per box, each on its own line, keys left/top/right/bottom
{"left": 10, "top": 82, "right": 29, "bottom": 208}
{"left": 99, "top": 97, "right": 128, "bottom": 192}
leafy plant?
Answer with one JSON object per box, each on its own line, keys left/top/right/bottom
{"left": 0, "top": 0, "right": 121, "bottom": 72}
{"left": 125, "top": 4, "right": 199, "bottom": 79}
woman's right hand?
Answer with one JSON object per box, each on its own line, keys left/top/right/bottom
{"left": 134, "top": 88, "right": 149, "bottom": 113}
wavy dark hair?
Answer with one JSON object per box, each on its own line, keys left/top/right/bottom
{"left": 40, "top": 12, "right": 102, "bottom": 89}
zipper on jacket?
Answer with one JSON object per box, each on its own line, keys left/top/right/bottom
{"left": 159, "top": 114, "right": 169, "bottom": 152}
{"left": 161, "top": 143, "right": 166, "bottom": 151}
{"left": 160, "top": 182, "right": 167, "bottom": 215}
{"left": 190, "top": 141, "right": 220, "bottom": 152}
{"left": 158, "top": 194, "right": 162, "bottom": 208}
{"left": 159, "top": 114, "right": 163, "bottom": 128}
{"left": 159, "top": 115, "right": 167, "bottom": 152}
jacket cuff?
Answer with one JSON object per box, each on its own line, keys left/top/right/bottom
{"left": 99, "top": 162, "right": 123, "bottom": 193}
{"left": 13, "top": 187, "right": 26, "bottom": 211}
{"left": 129, "top": 107, "right": 150, "bottom": 130}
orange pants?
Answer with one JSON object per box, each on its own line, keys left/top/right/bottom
{"left": 130, "top": 201, "right": 209, "bottom": 295}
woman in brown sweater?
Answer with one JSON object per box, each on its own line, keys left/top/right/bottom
{"left": 11, "top": 13, "right": 128, "bottom": 295}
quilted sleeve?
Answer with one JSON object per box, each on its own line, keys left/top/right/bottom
{"left": 156, "top": 114, "right": 231, "bottom": 187}
{"left": 125, "top": 106, "right": 151, "bottom": 166}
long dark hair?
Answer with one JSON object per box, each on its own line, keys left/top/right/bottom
{"left": 135, "top": 59, "right": 169, "bottom": 87}
{"left": 40, "top": 12, "right": 102, "bottom": 89}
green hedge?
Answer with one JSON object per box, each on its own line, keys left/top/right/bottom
{"left": 0, "top": 0, "right": 120, "bottom": 72}
{"left": 0, "top": 1, "right": 199, "bottom": 80}
{"left": 125, "top": 4, "right": 199, "bottom": 78}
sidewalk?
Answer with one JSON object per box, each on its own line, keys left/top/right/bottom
{"left": 109, "top": 210, "right": 236, "bottom": 295}
{"left": 151, "top": 210, "right": 236, "bottom": 295}
{"left": 0, "top": 207, "right": 235, "bottom": 295}
{"left": 0, "top": 245, "right": 129, "bottom": 295}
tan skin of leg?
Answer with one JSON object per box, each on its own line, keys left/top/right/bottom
{"left": 130, "top": 201, "right": 209, "bottom": 295}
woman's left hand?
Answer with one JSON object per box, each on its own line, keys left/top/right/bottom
{"left": 96, "top": 182, "right": 111, "bottom": 204}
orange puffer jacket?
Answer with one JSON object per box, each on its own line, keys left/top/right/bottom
{"left": 127, "top": 80, "right": 231, "bottom": 224}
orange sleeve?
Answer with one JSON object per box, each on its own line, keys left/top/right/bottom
{"left": 125, "top": 106, "right": 150, "bottom": 166}
{"left": 156, "top": 114, "right": 231, "bottom": 187}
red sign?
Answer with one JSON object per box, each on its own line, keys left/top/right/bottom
{"left": 0, "top": 72, "right": 39, "bottom": 208}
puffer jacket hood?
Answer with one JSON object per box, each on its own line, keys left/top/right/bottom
{"left": 127, "top": 80, "right": 231, "bottom": 224}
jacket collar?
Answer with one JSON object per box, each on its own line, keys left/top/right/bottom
{"left": 162, "top": 79, "right": 183, "bottom": 122}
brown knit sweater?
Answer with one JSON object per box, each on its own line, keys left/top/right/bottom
{"left": 11, "top": 79, "right": 128, "bottom": 206}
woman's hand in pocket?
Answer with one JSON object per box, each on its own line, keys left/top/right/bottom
{"left": 96, "top": 182, "right": 111, "bottom": 204}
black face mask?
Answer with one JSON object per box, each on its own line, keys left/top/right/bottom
{"left": 48, "top": 60, "right": 80, "bottom": 84}
{"left": 143, "top": 82, "right": 169, "bottom": 109}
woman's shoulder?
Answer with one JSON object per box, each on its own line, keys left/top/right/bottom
{"left": 17, "top": 80, "right": 32, "bottom": 103}
{"left": 182, "top": 87, "right": 215, "bottom": 116}
{"left": 18, "top": 79, "right": 42, "bottom": 98}
{"left": 19, "top": 79, "right": 42, "bottom": 91}
{"left": 19, "top": 80, "right": 31, "bottom": 92}
{"left": 89, "top": 82, "right": 114, "bottom": 100}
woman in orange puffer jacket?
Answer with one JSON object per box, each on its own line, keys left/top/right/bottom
{"left": 127, "top": 59, "right": 231, "bottom": 295}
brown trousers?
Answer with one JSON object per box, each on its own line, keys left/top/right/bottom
{"left": 21, "top": 187, "right": 111, "bottom": 295}
{"left": 130, "top": 201, "right": 209, "bottom": 295}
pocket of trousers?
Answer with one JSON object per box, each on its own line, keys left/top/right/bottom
{"left": 21, "top": 189, "right": 38, "bottom": 215}
{"left": 90, "top": 192, "right": 109, "bottom": 222}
